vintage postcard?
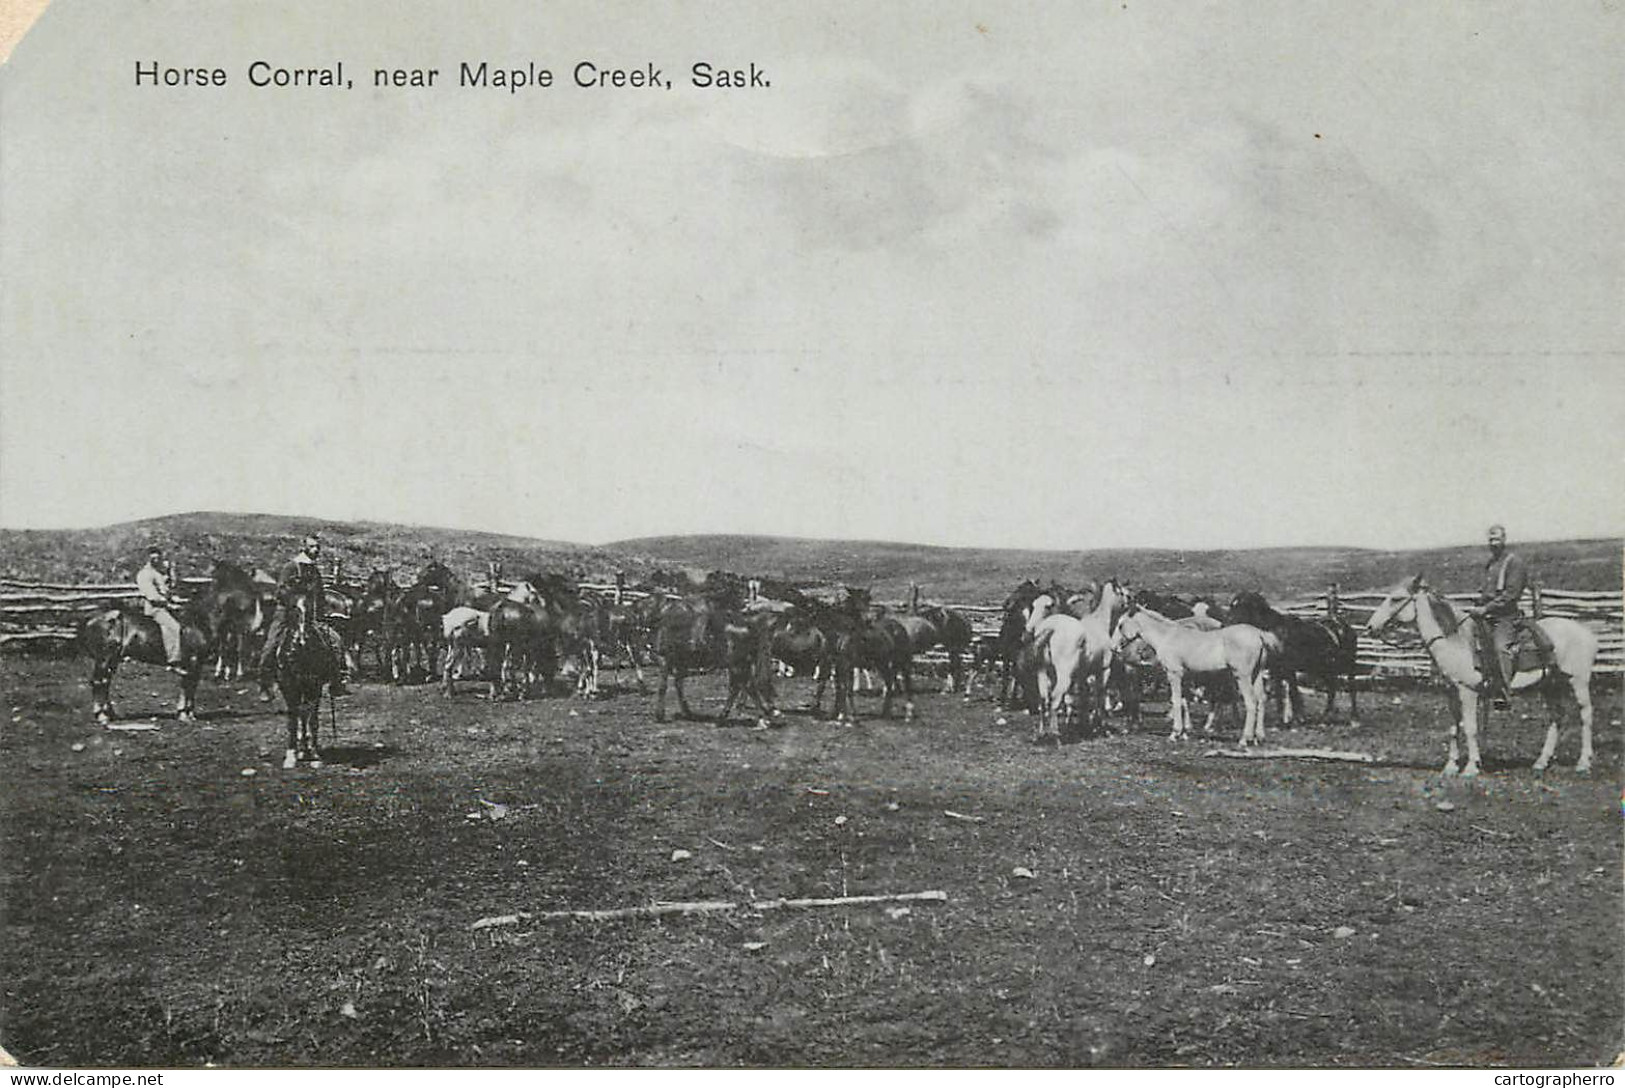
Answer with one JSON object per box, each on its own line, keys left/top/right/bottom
{"left": 1, "top": 0, "right": 1620, "bottom": 1073}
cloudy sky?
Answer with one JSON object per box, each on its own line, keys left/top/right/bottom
{"left": 2, "top": 0, "right": 1621, "bottom": 549}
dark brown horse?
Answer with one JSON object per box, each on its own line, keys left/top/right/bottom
{"left": 916, "top": 604, "right": 975, "bottom": 693}
{"left": 204, "top": 560, "right": 269, "bottom": 681}
{"left": 273, "top": 588, "right": 344, "bottom": 769}
{"left": 1227, "top": 591, "right": 1360, "bottom": 726}
{"left": 346, "top": 569, "right": 399, "bottom": 678}
{"left": 830, "top": 588, "right": 916, "bottom": 723}
{"left": 651, "top": 585, "right": 772, "bottom": 723}
{"left": 995, "top": 580, "right": 1047, "bottom": 712}
{"left": 79, "top": 602, "right": 211, "bottom": 724}
{"left": 388, "top": 561, "right": 467, "bottom": 682}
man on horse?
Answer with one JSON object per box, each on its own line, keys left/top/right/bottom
{"left": 1465, "top": 524, "right": 1528, "bottom": 709}
{"left": 258, "top": 535, "right": 350, "bottom": 696}
{"left": 135, "top": 545, "right": 186, "bottom": 672}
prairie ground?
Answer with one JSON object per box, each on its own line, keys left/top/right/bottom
{"left": 1, "top": 656, "right": 1620, "bottom": 1068}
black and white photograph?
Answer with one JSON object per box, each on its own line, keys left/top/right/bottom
{"left": 1, "top": 0, "right": 1621, "bottom": 1071}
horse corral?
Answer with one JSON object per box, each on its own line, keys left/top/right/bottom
{"left": 0, "top": 560, "right": 1620, "bottom": 1067}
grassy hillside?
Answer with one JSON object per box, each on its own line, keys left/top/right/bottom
{"left": 0, "top": 512, "right": 630, "bottom": 586}
{"left": 0, "top": 514, "right": 1617, "bottom": 604}
{"left": 610, "top": 533, "right": 1623, "bottom": 602}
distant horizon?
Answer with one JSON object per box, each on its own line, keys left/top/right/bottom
{"left": 1, "top": 506, "right": 1619, "bottom": 558}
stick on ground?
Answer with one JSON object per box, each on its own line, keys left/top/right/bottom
{"left": 1203, "top": 747, "right": 1375, "bottom": 764}
{"left": 471, "top": 889, "right": 948, "bottom": 929}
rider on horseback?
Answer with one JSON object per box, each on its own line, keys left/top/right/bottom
{"left": 136, "top": 545, "right": 186, "bottom": 672}
{"left": 1464, "top": 524, "right": 1527, "bottom": 709}
{"left": 258, "top": 535, "right": 350, "bottom": 696}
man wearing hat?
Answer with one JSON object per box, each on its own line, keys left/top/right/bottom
{"left": 1464, "top": 524, "right": 1528, "bottom": 709}
{"left": 258, "top": 534, "right": 349, "bottom": 696}
{"left": 135, "top": 545, "right": 186, "bottom": 671}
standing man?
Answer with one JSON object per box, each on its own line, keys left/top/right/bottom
{"left": 258, "top": 534, "right": 350, "bottom": 696}
{"left": 1465, "top": 524, "right": 1527, "bottom": 709}
{"left": 136, "top": 545, "right": 186, "bottom": 671}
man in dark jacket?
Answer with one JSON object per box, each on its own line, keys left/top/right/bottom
{"left": 258, "top": 535, "right": 349, "bottom": 697}
{"left": 1465, "top": 524, "right": 1527, "bottom": 709}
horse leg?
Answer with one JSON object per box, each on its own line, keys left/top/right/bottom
{"left": 1166, "top": 671, "right": 1185, "bottom": 741}
{"left": 308, "top": 693, "right": 323, "bottom": 767}
{"left": 626, "top": 640, "right": 648, "bottom": 692}
{"left": 283, "top": 698, "right": 299, "bottom": 769}
{"left": 656, "top": 653, "right": 673, "bottom": 719}
{"left": 900, "top": 664, "right": 916, "bottom": 721}
{"left": 1571, "top": 673, "right": 1595, "bottom": 774}
{"left": 1459, "top": 686, "right": 1485, "bottom": 778}
{"left": 1533, "top": 677, "right": 1564, "bottom": 774}
{"left": 177, "top": 667, "right": 200, "bottom": 723}
{"left": 91, "top": 654, "right": 116, "bottom": 723}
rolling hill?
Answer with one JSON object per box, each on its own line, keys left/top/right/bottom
{"left": 0, "top": 513, "right": 1618, "bottom": 604}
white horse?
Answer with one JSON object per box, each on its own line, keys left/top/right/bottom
{"left": 1366, "top": 576, "right": 1597, "bottom": 777}
{"left": 1112, "top": 606, "right": 1274, "bottom": 745}
{"left": 441, "top": 606, "right": 491, "bottom": 695}
{"left": 1026, "top": 580, "right": 1130, "bottom": 743}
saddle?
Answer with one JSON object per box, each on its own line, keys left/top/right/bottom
{"left": 1471, "top": 615, "right": 1554, "bottom": 677}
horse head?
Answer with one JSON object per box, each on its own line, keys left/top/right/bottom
{"left": 1025, "top": 593, "right": 1057, "bottom": 634}
{"left": 1366, "top": 578, "right": 1424, "bottom": 634}
{"left": 286, "top": 589, "right": 317, "bottom": 647}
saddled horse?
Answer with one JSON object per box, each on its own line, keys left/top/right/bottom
{"left": 345, "top": 569, "right": 399, "bottom": 678}
{"left": 483, "top": 580, "right": 552, "bottom": 700}
{"left": 272, "top": 587, "right": 345, "bottom": 770}
{"left": 517, "top": 573, "right": 604, "bottom": 698}
{"left": 915, "top": 605, "right": 975, "bottom": 693}
{"left": 1228, "top": 591, "right": 1359, "bottom": 726}
{"left": 388, "top": 561, "right": 470, "bottom": 682}
{"left": 1112, "top": 605, "right": 1274, "bottom": 746}
{"left": 758, "top": 599, "right": 847, "bottom": 716}
{"left": 828, "top": 589, "right": 918, "bottom": 724}
{"left": 651, "top": 584, "right": 773, "bottom": 724}
{"left": 203, "top": 560, "right": 269, "bottom": 680}
{"left": 79, "top": 601, "right": 211, "bottom": 724}
{"left": 441, "top": 605, "right": 493, "bottom": 696}
{"left": 1366, "top": 577, "right": 1597, "bottom": 776}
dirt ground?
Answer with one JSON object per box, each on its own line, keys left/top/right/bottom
{"left": 2, "top": 655, "right": 1620, "bottom": 1068}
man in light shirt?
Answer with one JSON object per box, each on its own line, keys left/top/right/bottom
{"left": 135, "top": 545, "right": 185, "bottom": 670}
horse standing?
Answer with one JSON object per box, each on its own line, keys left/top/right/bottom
{"left": 1112, "top": 606, "right": 1274, "bottom": 746}
{"left": 651, "top": 587, "right": 773, "bottom": 724}
{"left": 347, "top": 569, "right": 399, "bottom": 678}
{"left": 1366, "top": 577, "right": 1596, "bottom": 777}
{"left": 272, "top": 588, "right": 345, "bottom": 770}
{"left": 1227, "top": 590, "right": 1359, "bottom": 726}
{"left": 1026, "top": 579, "right": 1131, "bottom": 743}
{"left": 204, "top": 561, "right": 268, "bottom": 680}
{"left": 829, "top": 589, "right": 916, "bottom": 723}
{"left": 79, "top": 602, "right": 211, "bottom": 724}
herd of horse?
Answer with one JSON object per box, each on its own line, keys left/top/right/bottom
{"left": 73, "top": 559, "right": 1599, "bottom": 778}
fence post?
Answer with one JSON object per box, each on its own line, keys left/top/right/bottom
{"left": 1327, "top": 582, "right": 1340, "bottom": 619}
{"left": 487, "top": 561, "right": 500, "bottom": 594}
{"left": 614, "top": 570, "right": 625, "bottom": 605}
{"left": 747, "top": 579, "right": 761, "bottom": 605}
{"left": 332, "top": 558, "right": 344, "bottom": 588}
{"left": 909, "top": 582, "right": 921, "bottom": 613}
{"left": 1531, "top": 581, "right": 1543, "bottom": 620}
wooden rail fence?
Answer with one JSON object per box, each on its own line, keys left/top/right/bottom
{"left": 3, "top": 574, "right": 1620, "bottom": 678}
